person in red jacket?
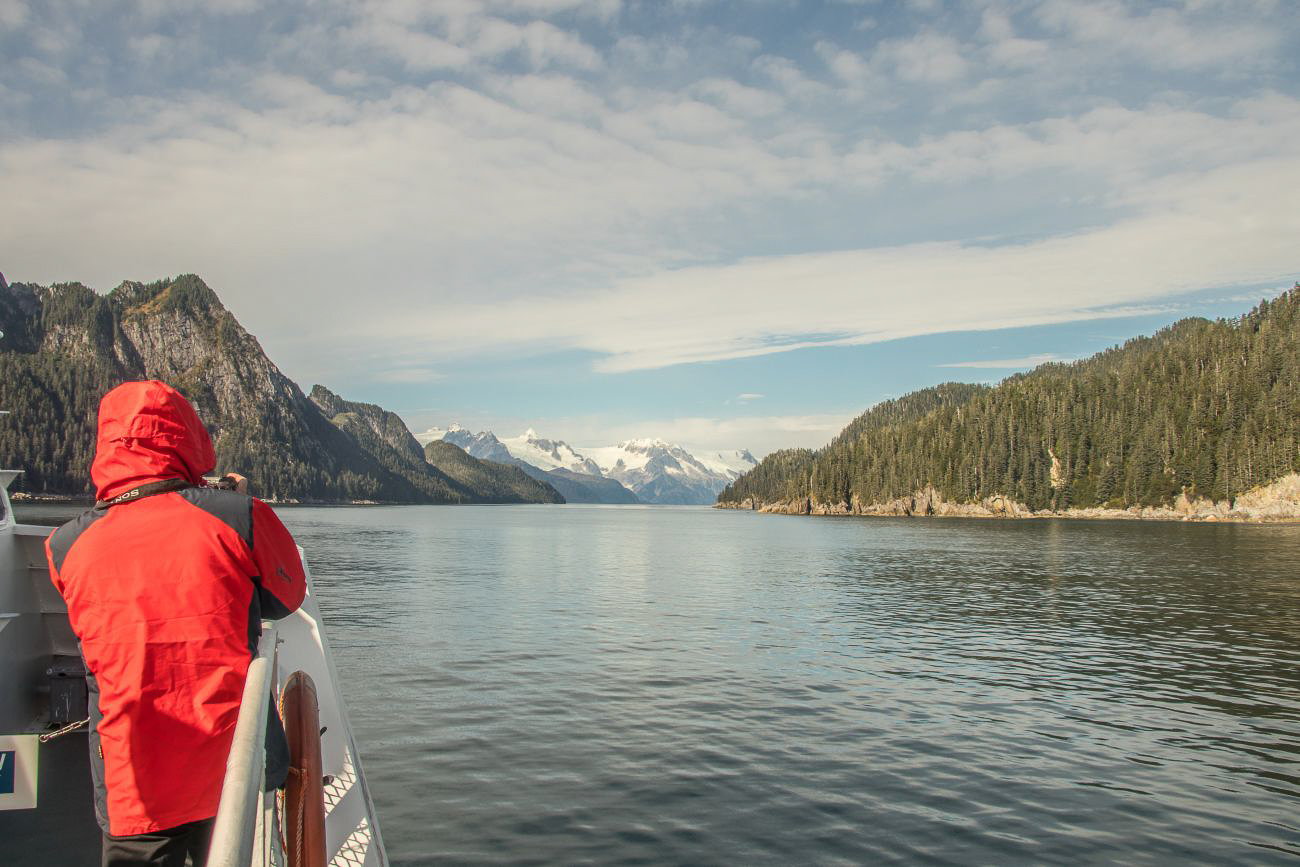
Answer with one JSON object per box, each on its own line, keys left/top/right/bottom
{"left": 45, "top": 380, "right": 307, "bottom": 866}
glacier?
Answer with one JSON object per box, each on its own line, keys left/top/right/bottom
{"left": 416, "top": 427, "right": 757, "bottom": 505}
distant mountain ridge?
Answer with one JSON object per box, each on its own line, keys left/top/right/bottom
{"left": 422, "top": 440, "right": 565, "bottom": 504}
{"left": 587, "top": 439, "right": 758, "bottom": 504}
{"left": 431, "top": 426, "right": 639, "bottom": 503}
{"left": 438, "top": 426, "right": 516, "bottom": 465}
{"left": 720, "top": 287, "right": 1300, "bottom": 520}
{"left": 309, "top": 385, "right": 563, "bottom": 504}
{"left": 420, "top": 426, "right": 758, "bottom": 504}
{"left": 0, "top": 274, "right": 559, "bottom": 504}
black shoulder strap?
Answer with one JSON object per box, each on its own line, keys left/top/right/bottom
{"left": 94, "top": 478, "right": 194, "bottom": 511}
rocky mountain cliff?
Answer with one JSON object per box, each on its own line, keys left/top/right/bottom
{"left": 0, "top": 274, "right": 555, "bottom": 504}
{"left": 309, "top": 385, "right": 562, "bottom": 504}
{"left": 310, "top": 384, "right": 430, "bottom": 470}
{"left": 422, "top": 440, "right": 564, "bottom": 504}
{"left": 437, "top": 427, "right": 518, "bottom": 465}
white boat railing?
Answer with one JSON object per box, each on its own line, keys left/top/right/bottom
{"left": 208, "top": 623, "right": 278, "bottom": 867}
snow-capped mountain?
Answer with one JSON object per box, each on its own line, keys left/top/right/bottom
{"left": 583, "top": 439, "right": 758, "bottom": 505}
{"left": 417, "top": 426, "right": 758, "bottom": 505}
{"left": 416, "top": 426, "right": 639, "bottom": 503}
{"left": 697, "top": 449, "right": 762, "bottom": 477}
{"left": 499, "top": 429, "right": 603, "bottom": 477}
{"left": 419, "top": 425, "right": 516, "bottom": 464}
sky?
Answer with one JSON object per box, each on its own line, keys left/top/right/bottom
{"left": 1, "top": 0, "right": 1297, "bottom": 457}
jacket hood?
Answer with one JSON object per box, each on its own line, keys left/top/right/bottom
{"left": 91, "top": 381, "right": 216, "bottom": 501}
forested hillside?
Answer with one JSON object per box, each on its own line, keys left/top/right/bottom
{"left": 0, "top": 274, "right": 556, "bottom": 503}
{"left": 720, "top": 287, "right": 1300, "bottom": 514}
{"left": 310, "top": 385, "right": 563, "bottom": 503}
{"left": 424, "top": 441, "right": 565, "bottom": 504}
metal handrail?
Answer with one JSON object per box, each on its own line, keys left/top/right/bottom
{"left": 208, "top": 623, "right": 278, "bottom": 867}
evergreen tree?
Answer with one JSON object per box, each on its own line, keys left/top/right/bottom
{"left": 720, "top": 286, "right": 1300, "bottom": 512}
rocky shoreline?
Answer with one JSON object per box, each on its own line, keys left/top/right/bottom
{"left": 716, "top": 474, "right": 1300, "bottom": 524}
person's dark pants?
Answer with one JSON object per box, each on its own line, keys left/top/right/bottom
{"left": 102, "top": 817, "right": 214, "bottom": 866}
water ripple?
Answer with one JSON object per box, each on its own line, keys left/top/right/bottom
{"left": 265, "top": 506, "right": 1300, "bottom": 866}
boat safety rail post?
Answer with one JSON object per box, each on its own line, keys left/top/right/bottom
{"left": 208, "top": 623, "right": 279, "bottom": 867}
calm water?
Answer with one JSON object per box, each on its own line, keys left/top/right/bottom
{"left": 21, "top": 503, "right": 1300, "bottom": 864}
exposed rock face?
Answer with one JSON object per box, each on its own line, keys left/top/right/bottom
{"left": 423, "top": 440, "right": 564, "bottom": 504}
{"left": 1049, "top": 448, "right": 1063, "bottom": 490}
{"left": 440, "top": 427, "right": 516, "bottom": 465}
{"left": 0, "top": 275, "right": 559, "bottom": 503}
{"left": 1231, "top": 474, "right": 1300, "bottom": 518}
{"left": 717, "top": 474, "right": 1300, "bottom": 523}
{"left": 310, "top": 385, "right": 427, "bottom": 467}
{"left": 308, "top": 385, "right": 480, "bottom": 503}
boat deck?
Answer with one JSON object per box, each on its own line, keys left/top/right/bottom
{"left": 0, "top": 521, "right": 102, "bottom": 865}
{"left": 0, "top": 505, "right": 386, "bottom": 866}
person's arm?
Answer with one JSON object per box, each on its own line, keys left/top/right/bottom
{"left": 45, "top": 533, "right": 65, "bottom": 596}
{"left": 250, "top": 498, "right": 307, "bottom": 618}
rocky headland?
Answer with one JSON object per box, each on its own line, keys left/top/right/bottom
{"left": 0, "top": 274, "right": 562, "bottom": 504}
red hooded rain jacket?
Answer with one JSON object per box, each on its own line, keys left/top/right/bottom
{"left": 45, "top": 380, "right": 307, "bottom": 836}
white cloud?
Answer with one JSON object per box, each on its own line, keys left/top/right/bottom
{"left": 979, "top": 8, "right": 1050, "bottom": 69}
{"left": 5, "top": 76, "right": 1298, "bottom": 383}
{"left": 0, "top": 0, "right": 28, "bottom": 29}
{"left": 875, "top": 32, "right": 969, "bottom": 84}
{"left": 399, "top": 409, "right": 850, "bottom": 457}
{"left": 128, "top": 33, "right": 172, "bottom": 63}
{"left": 1034, "top": 0, "right": 1279, "bottom": 69}
{"left": 3, "top": 0, "right": 1298, "bottom": 399}
{"left": 492, "top": 72, "right": 604, "bottom": 117}
{"left": 849, "top": 96, "right": 1300, "bottom": 187}
{"left": 692, "top": 77, "right": 785, "bottom": 118}
{"left": 364, "top": 154, "right": 1300, "bottom": 373}
{"left": 571, "top": 412, "right": 853, "bottom": 456}
{"left": 499, "top": 0, "right": 621, "bottom": 19}
{"left": 815, "top": 30, "right": 971, "bottom": 97}
{"left": 753, "top": 54, "right": 829, "bottom": 99}
{"left": 346, "top": 20, "right": 473, "bottom": 70}
{"left": 373, "top": 367, "right": 446, "bottom": 383}
{"left": 207, "top": 0, "right": 262, "bottom": 12}
{"left": 338, "top": 4, "right": 603, "bottom": 72}
{"left": 816, "top": 40, "right": 871, "bottom": 84}
{"left": 133, "top": 0, "right": 262, "bottom": 15}
{"left": 938, "top": 353, "right": 1072, "bottom": 369}
{"left": 610, "top": 34, "right": 689, "bottom": 71}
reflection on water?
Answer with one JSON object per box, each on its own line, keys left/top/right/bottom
{"left": 19, "top": 502, "right": 1300, "bottom": 864}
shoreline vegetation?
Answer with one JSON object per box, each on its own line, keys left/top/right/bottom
{"left": 716, "top": 472, "right": 1300, "bottom": 524}
{"left": 719, "top": 287, "right": 1300, "bottom": 525}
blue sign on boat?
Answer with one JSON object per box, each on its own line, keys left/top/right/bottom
{"left": 0, "top": 750, "right": 14, "bottom": 794}
{"left": 0, "top": 737, "right": 38, "bottom": 809}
